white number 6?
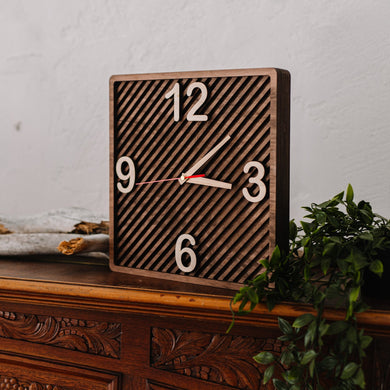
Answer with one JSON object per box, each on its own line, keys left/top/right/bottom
{"left": 175, "top": 234, "right": 197, "bottom": 273}
{"left": 242, "top": 161, "right": 267, "bottom": 203}
{"left": 116, "top": 156, "right": 136, "bottom": 194}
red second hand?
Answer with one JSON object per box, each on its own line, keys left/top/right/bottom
{"left": 136, "top": 174, "right": 205, "bottom": 186}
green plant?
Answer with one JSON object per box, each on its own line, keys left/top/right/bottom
{"left": 230, "top": 185, "right": 390, "bottom": 390}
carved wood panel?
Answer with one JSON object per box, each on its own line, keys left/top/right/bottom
{"left": 151, "top": 327, "right": 285, "bottom": 389}
{"left": 0, "top": 353, "right": 120, "bottom": 390}
{"left": 0, "top": 311, "right": 121, "bottom": 358}
{"left": 0, "top": 375, "right": 65, "bottom": 390}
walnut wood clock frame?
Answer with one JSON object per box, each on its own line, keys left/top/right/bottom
{"left": 109, "top": 68, "right": 290, "bottom": 290}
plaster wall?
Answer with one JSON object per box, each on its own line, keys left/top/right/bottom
{"left": 1, "top": 0, "right": 389, "bottom": 220}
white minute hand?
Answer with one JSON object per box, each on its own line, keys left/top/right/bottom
{"left": 186, "top": 177, "right": 232, "bottom": 189}
{"left": 179, "top": 135, "right": 231, "bottom": 185}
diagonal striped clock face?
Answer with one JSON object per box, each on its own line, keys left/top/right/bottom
{"left": 110, "top": 71, "right": 285, "bottom": 288}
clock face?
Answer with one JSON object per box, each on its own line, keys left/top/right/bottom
{"left": 109, "top": 68, "right": 290, "bottom": 289}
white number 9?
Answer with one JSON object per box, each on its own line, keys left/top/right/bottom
{"left": 242, "top": 161, "right": 267, "bottom": 203}
{"left": 175, "top": 234, "right": 197, "bottom": 273}
{"left": 116, "top": 156, "right": 136, "bottom": 194}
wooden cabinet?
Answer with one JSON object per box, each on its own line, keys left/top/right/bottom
{"left": 0, "top": 257, "right": 389, "bottom": 389}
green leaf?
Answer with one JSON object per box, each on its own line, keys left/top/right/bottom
{"left": 289, "top": 220, "right": 298, "bottom": 241}
{"left": 290, "top": 386, "right": 301, "bottom": 390}
{"left": 334, "top": 190, "right": 345, "bottom": 201}
{"left": 238, "top": 296, "right": 249, "bottom": 312}
{"left": 301, "top": 350, "right": 317, "bottom": 365}
{"left": 266, "top": 297, "right": 276, "bottom": 312}
{"left": 358, "top": 232, "right": 373, "bottom": 241}
{"left": 328, "top": 215, "right": 340, "bottom": 228}
{"left": 369, "top": 259, "right": 384, "bottom": 276}
{"left": 232, "top": 292, "right": 243, "bottom": 304}
{"left": 293, "top": 313, "right": 315, "bottom": 328}
{"left": 246, "top": 287, "right": 259, "bottom": 305}
{"left": 309, "top": 359, "right": 315, "bottom": 377}
{"left": 253, "top": 351, "right": 275, "bottom": 365}
{"left": 253, "top": 272, "right": 267, "bottom": 283}
{"left": 278, "top": 334, "right": 292, "bottom": 342}
{"left": 273, "top": 379, "right": 290, "bottom": 390}
{"left": 349, "top": 286, "right": 360, "bottom": 303}
{"left": 314, "top": 290, "right": 326, "bottom": 305}
{"left": 320, "top": 356, "right": 338, "bottom": 371}
{"left": 349, "top": 248, "right": 369, "bottom": 271}
{"left": 319, "top": 322, "right": 330, "bottom": 337}
{"left": 259, "top": 259, "right": 270, "bottom": 269}
{"left": 315, "top": 211, "right": 327, "bottom": 225}
{"left": 340, "top": 362, "right": 359, "bottom": 380}
{"left": 278, "top": 317, "right": 293, "bottom": 335}
{"left": 354, "top": 301, "right": 370, "bottom": 314}
{"left": 301, "top": 221, "right": 313, "bottom": 235}
{"left": 270, "top": 246, "right": 281, "bottom": 267}
{"left": 280, "top": 350, "right": 294, "bottom": 366}
{"left": 263, "top": 365, "right": 275, "bottom": 384}
{"left": 323, "top": 243, "right": 337, "bottom": 257}
{"left": 283, "top": 368, "right": 300, "bottom": 385}
{"left": 326, "top": 321, "right": 349, "bottom": 335}
{"left": 352, "top": 367, "right": 366, "bottom": 389}
{"left": 336, "top": 257, "right": 349, "bottom": 274}
{"left": 346, "top": 184, "right": 354, "bottom": 203}
{"left": 360, "top": 335, "right": 373, "bottom": 349}
{"left": 347, "top": 203, "right": 358, "bottom": 218}
{"left": 304, "top": 321, "right": 317, "bottom": 347}
{"left": 329, "top": 236, "right": 343, "bottom": 244}
{"left": 360, "top": 209, "right": 374, "bottom": 224}
{"left": 301, "top": 236, "right": 311, "bottom": 247}
{"left": 346, "top": 326, "right": 357, "bottom": 344}
{"left": 321, "top": 257, "right": 332, "bottom": 275}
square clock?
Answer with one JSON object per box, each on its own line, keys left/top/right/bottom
{"left": 109, "top": 68, "right": 290, "bottom": 289}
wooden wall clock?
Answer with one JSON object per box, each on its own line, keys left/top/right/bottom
{"left": 109, "top": 68, "right": 290, "bottom": 290}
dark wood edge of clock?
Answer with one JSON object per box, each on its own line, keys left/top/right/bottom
{"left": 109, "top": 67, "right": 290, "bottom": 84}
{"left": 274, "top": 69, "right": 291, "bottom": 251}
{"left": 109, "top": 262, "right": 243, "bottom": 291}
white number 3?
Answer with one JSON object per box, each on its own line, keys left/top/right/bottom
{"left": 242, "top": 161, "right": 267, "bottom": 203}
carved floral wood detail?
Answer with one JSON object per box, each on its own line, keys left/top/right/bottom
{"left": 151, "top": 327, "right": 285, "bottom": 389}
{"left": 0, "top": 376, "right": 65, "bottom": 390}
{"left": 0, "top": 311, "right": 121, "bottom": 358}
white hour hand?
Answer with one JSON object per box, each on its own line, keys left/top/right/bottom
{"left": 186, "top": 177, "right": 232, "bottom": 190}
{"left": 179, "top": 135, "right": 231, "bottom": 184}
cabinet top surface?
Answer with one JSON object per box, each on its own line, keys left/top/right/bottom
{"left": 0, "top": 256, "right": 389, "bottom": 330}
{"left": 0, "top": 256, "right": 233, "bottom": 295}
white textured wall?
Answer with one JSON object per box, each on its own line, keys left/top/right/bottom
{"left": 1, "top": 0, "right": 389, "bottom": 220}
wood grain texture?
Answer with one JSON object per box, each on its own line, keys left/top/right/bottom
{"left": 0, "top": 258, "right": 389, "bottom": 334}
{"left": 109, "top": 68, "right": 290, "bottom": 289}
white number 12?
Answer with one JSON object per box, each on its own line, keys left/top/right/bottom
{"left": 165, "top": 82, "right": 208, "bottom": 122}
